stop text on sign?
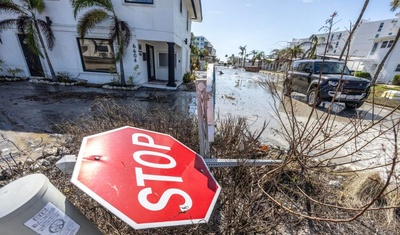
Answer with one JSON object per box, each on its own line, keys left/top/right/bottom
{"left": 132, "top": 133, "right": 193, "bottom": 212}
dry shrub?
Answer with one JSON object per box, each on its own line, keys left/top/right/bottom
{"left": 2, "top": 98, "right": 399, "bottom": 234}
{"left": 341, "top": 171, "right": 400, "bottom": 228}
{"left": 56, "top": 100, "right": 289, "bottom": 234}
{"left": 343, "top": 172, "right": 385, "bottom": 206}
{"left": 57, "top": 99, "right": 199, "bottom": 154}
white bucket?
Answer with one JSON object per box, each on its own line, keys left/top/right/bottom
{"left": 0, "top": 173, "right": 102, "bottom": 235}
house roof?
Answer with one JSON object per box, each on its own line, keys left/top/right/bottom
{"left": 186, "top": 0, "right": 203, "bottom": 22}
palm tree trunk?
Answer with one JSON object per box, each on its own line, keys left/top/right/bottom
{"left": 338, "top": 0, "right": 369, "bottom": 61}
{"left": 119, "top": 56, "right": 126, "bottom": 86}
{"left": 33, "top": 19, "right": 56, "bottom": 81}
{"left": 372, "top": 28, "right": 400, "bottom": 84}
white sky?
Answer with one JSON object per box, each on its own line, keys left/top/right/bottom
{"left": 191, "top": 0, "right": 399, "bottom": 60}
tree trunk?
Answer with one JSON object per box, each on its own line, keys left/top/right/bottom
{"left": 119, "top": 56, "right": 126, "bottom": 86}
{"left": 33, "top": 19, "right": 57, "bottom": 81}
{"left": 373, "top": 28, "right": 400, "bottom": 84}
{"left": 338, "top": 0, "right": 369, "bottom": 61}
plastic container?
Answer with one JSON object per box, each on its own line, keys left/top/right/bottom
{"left": 0, "top": 173, "right": 102, "bottom": 235}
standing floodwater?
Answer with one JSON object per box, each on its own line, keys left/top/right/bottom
{"left": 213, "top": 67, "right": 284, "bottom": 146}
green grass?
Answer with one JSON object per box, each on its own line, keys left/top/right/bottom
{"left": 366, "top": 84, "right": 400, "bottom": 109}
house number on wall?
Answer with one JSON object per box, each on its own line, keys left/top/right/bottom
{"left": 133, "top": 44, "right": 137, "bottom": 63}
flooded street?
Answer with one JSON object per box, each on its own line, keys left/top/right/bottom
{"left": 1, "top": 68, "right": 399, "bottom": 154}
{"left": 213, "top": 67, "right": 285, "bottom": 146}
{"left": 0, "top": 69, "right": 287, "bottom": 147}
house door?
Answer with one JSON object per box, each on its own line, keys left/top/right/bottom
{"left": 18, "top": 34, "right": 44, "bottom": 77}
{"left": 146, "top": 44, "right": 155, "bottom": 81}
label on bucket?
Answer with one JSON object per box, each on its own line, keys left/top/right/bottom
{"left": 24, "top": 202, "right": 80, "bottom": 235}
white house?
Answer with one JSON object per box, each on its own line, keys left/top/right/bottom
{"left": 0, "top": 0, "right": 202, "bottom": 88}
{"left": 290, "top": 13, "right": 400, "bottom": 83}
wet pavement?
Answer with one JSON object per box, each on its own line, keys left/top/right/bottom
{"left": 1, "top": 68, "right": 399, "bottom": 149}
{"left": 1, "top": 68, "right": 399, "bottom": 176}
{"left": 0, "top": 81, "right": 197, "bottom": 133}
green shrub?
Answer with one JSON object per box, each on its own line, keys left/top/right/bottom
{"left": 7, "top": 67, "right": 23, "bottom": 78}
{"left": 56, "top": 71, "right": 74, "bottom": 82}
{"left": 392, "top": 74, "right": 400, "bottom": 85}
{"left": 354, "top": 71, "right": 371, "bottom": 79}
{"left": 183, "top": 72, "right": 195, "bottom": 84}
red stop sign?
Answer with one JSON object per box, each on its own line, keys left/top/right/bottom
{"left": 71, "top": 126, "right": 221, "bottom": 229}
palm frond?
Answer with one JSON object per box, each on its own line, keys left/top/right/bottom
{"left": 77, "top": 8, "right": 109, "bottom": 39}
{"left": 16, "top": 15, "right": 32, "bottom": 34}
{"left": 0, "top": 18, "right": 18, "bottom": 30}
{"left": 390, "top": 0, "right": 400, "bottom": 11}
{"left": 110, "top": 19, "right": 131, "bottom": 60}
{"left": 27, "top": 0, "right": 45, "bottom": 13}
{"left": 25, "top": 23, "right": 42, "bottom": 57}
{"left": 119, "top": 20, "right": 131, "bottom": 49}
{"left": 109, "top": 18, "right": 118, "bottom": 41}
{"left": 0, "top": 1, "right": 26, "bottom": 15}
{"left": 37, "top": 19, "right": 55, "bottom": 50}
{"left": 72, "top": 0, "right": 113, "bottom": 19}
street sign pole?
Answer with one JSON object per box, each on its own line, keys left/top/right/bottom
{"left": 57, "top": 156, "right": 283, "bottom": 173}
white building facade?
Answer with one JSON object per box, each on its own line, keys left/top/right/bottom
{"left": 192, "top": 36, "right": 216, "bottom": 57}
{"left": 0, "top": 0, "right": 202, "bottom": 87}
{"left": 290, "top": 14, "right": 400, "bottom": 83}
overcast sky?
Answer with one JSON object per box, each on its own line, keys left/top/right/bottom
{"left": 191, "top": 0, "right": 399, "bottom": 60}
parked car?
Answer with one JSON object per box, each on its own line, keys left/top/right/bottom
{"left": 283, "top": 59, "right": 371, "bottom": 109}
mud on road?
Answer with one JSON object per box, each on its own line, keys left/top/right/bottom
{"left": 0, "top": 81, "right": 196, "bottom": 133}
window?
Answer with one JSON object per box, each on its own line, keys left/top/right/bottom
{"left": 375, "top": 34, "right": 379, "bottom": 38}
{"left": 395, "top": 64, "right": 400, "bottom": 72}
{"left": 302, "top": 62, "right": 312, "bottom": 72}
{"left": 159, "top": 53, "right": 177, "bottom": 68}
{"left": 338, "top": 33, "right": 342, "bottom": 40}
{"left": 381, "top": 41, "right": 388, "bottom": 48}
{"left": 159, "top": 53, "right": 168, "bottom": 67}
{"left": 125, "top": 0, "right": 153, "bottom": 3}
{"left": 180, "top": 0, "right": 182, "bottom": 13}
{"left": 370, "top": 43, "right": 378, "bottom": 55}
{"left": 387, "top": 40, "right": 394, "bottom": 48}
{"left": 378, "top": 22, "right": 384, "bottom": 32}
{"left": 77, "top": 38, "right": 116, "bottom": 73}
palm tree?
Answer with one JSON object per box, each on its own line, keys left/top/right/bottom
{"left": 239, "top": 45, "right": 246, "bottom": 68}
{"left": 228, "top": 54, "right": 238, "bottom": 66}
{"left": 270, "top": 48, "right": 289, "bottom": 71}
{"left": 190, "top": 43, "right": 200, "bottom": 72}
{"left": 303, "top": 35, "right": 323, "bottom": 59}
{"left": 338, "top": 0, "right": 369, "bottom": 60}
{"left": 288, "top": 45, "right": 304, "bottom": 60}
{"left": 256, "top": 51, "right": 265, "bottom": 68}
{"left": 0, "top": 0, "right": 57, "bottom": 81}
{"left": 72, "top": 0, "right": 131, "bottom": 85}
{"left": 250, "top": 50, "right": 258, "bottom": 66}
{"left": 372, "top": 0, "right": 400, "bottom": 84}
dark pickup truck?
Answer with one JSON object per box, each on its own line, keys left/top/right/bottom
{"left": 283, "top": 59, "right": 371, "bottom": 109}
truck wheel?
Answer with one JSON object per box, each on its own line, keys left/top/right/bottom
{"left": 307, "top": 87, "right": 321, "bottom": 107}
